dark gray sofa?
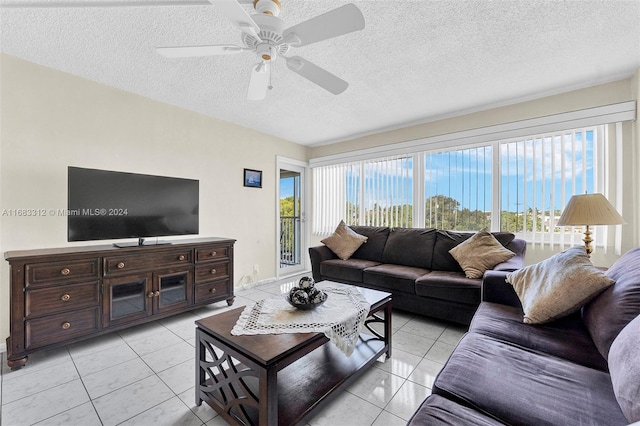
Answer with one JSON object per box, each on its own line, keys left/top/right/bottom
{"left": 409, "top": 247, "right": 640, "bottom": 425}
{"left": 309, "top": 226, "right": 526, "bottom": 325}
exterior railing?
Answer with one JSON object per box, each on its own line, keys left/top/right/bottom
{"left": 280, "top": 216, "right": 300, "bottom": 267}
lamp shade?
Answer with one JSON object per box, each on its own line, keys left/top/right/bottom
{"left": 557, "top": 193, "right": 626, "bottom": 226}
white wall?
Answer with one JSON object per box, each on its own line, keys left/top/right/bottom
{"left": 309, "top": 73, "right": 640, "bottom": 267}
{"left": 0, "top": 54, "right": 308, "bottom": 343}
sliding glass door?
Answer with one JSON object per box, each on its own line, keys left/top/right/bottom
{"left": 278, "top": 158, "right": 307, "bottom": 276}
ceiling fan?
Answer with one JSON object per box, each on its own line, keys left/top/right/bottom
{"left": 156, "top": 0, "right": 365, "bottom": 100}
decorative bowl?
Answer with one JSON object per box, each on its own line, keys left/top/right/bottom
{"left": 284, "top": 287, "right": 327, "bottom": 311}
{"left": 285, "top": 291, "right": 327, "bottom": 310}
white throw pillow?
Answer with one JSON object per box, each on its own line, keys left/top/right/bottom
{"left": 507, "top": 245, "right": 614, "bottom": 324}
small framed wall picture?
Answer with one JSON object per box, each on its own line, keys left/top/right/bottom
{"left": 244, "top": 168, "right": 262, "bottom": 188}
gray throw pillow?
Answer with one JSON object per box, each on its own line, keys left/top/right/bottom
{"left": 507, "top": 245, "right": 614, "bottom": 324}
{"left": 583, "top": 246, "right": 640, "bottom": 359}
{"left": 608, "top": 313, "right": 640, "bottom": 423}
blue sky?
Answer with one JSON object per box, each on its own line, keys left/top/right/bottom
{"left": 280, "top": 178, "right": 294, "bottom": 198}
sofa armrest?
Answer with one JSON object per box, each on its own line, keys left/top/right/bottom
{"left": 308, "top": 245, "right": 337, "bottom": 282}
{"left": 481, "top": 270, "right": 522, "bottom": 308}
{"left": 493, "top": 239, "right": 527, "bottom": 272}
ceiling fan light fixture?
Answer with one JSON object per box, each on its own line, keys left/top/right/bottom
{"left": 254, "top": 0, "right": 280, "bottom": 17}
{"left": 256, "top": 44, "right": 276, "bottom": 61}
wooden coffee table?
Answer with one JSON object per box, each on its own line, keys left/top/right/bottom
{"left": 195, "top": 285, "right": 392, "bottom": 426}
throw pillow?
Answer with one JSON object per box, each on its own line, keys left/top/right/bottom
{"left": 321, "top": 221, "right": 368, "bottom": 260}
{"left": 506, "top": 245, "right": 615, "bottom": 324}
{"left": 608, "top": 313, "right": 640, "bottom": 423}
{"left": 583, "top": 246, "right": 640, "bottom": 360}
{"left": 449, "top": 229, "right": 515, "bottom": 279}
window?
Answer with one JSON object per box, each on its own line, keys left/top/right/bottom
{"left": 312, "top": 102, "right": 632, "bottom": 253}
{"left": 500, "top": 127, "right": 601, "bottom": 246}
{"left": 312, "top": 156, "right": 413, "bottom": 233}
{"left": 424, "top": 146, "right": 492, "bottom": 231}
{"left": 314, "top": 127, "right": 606, "bottom": 239}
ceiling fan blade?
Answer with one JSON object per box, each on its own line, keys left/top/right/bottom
{"left": 208, "top": 0, "right": 261, "bottom": 39}
{"left": 282, "top": 3, "right": 365, "bottom": 47}
{"left": 247, "top": 62, "right": 270, "bottom": 101}
{"left": 285, "top": 56, "right": 348, "bottom": 95}
{"left": 156, "top": 45, "right": 248, "bottom": 58}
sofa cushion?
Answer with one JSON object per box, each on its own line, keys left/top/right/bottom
{"left": 349, "top": 226, "right": 390, "bottom": 263}
{"left": 408, "top": 395, "right": 504, "bottom": 426}
{"left": 381, "top": 227, "right": 437, "bottom": 269}
{"left": 470, "top": 302, "right": 608, "bottom": 371}
{"left": 321, "top": 221, "right": 368, "bottom": 260}
{"left": 583, "top": 246, "right": 640, "bottom": 360}
{"left": 507, "top": 245, "right": 614, "bottom": 324}
{"left": 608, "top": 313, "right": 640, "bottom": 423}
{"left": 415, "top": 271, "right": 481, "bottom": 305}
{"left": 320, "top": 258, "right": 381, "bottom": 283}
{"left": 449, "top": 230, "right": 515, "bottom": 279}
{"left": 432, "top": 230, "right": 515, "bottom": 272}
{"left": 362, "top": 264, "right": 429, "bottom": 294}
{"left": 433, "top": 333, "right": 628, "bottom": 426}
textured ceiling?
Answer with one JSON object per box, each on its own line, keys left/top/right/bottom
{"left": 1, "top": 0, "right": 639, "bottom": 146}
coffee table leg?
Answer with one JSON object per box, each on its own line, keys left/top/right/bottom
{"left": 196, "top": 329, "right": 206, "bottom": 406}
{"left": 259, "top": 367, "right": 278, "bottom": 425}
{"left": 385, "top": 301, "right": 392, "bottom": 358}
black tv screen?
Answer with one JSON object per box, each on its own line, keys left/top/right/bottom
{"left": 68, "top": 167, "right": 199, "bottom": 243}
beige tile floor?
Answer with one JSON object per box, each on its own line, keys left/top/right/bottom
{"left": 0, "top": 274, "right": 467, "bottom": 426}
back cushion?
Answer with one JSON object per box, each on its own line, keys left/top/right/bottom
{"left": 349, "top": 226, "right": 390, "bottom": 263}
{"left": 608, "top": 313, "right": 640, "bottom": 423}
{"left": 432, "top": 230, "right": 516, "bottom": 272}
{"left": 583, "top": 247, "right": 640, "bottom": 359}
{"left": 381, "top": 228, "right": 437, "bottom": 269}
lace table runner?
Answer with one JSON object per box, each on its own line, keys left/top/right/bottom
{"left": 231, "top": 283, "right": 371, "bottom": 356}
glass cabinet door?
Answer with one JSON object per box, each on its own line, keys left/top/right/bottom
{"left": 103, "top": 273, "right": 153, "bottom": 327}
{"left": 155, "top": 269, "right": 193, "bottom": 313}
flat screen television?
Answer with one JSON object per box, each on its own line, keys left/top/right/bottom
{"left": 68, "top": 167, "right": 199, "bottom": 246}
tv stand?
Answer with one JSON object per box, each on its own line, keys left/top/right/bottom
{"left": 5, "top": 237, "right": 235, "bottom": 370}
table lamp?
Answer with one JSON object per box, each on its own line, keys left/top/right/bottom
{"left": 556, "top": 193, "right": 625, "bottom": 258}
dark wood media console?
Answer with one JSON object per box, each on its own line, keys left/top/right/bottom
{"left": 5, "top": 237, "right": 235, "bottom": 369}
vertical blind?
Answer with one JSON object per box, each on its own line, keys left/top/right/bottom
{"left": 499, "top": 126, "right": 605, "bottom": 248}
{"left": 313, "top": 123, "right": 621, "bottom": 254}
{"left": 313, "top": 156, "right": 413, "bottom": 234}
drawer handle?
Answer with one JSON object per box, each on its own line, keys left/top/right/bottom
{"left": 61, "top": 294, "right": 71, "bottom": 302}
{"left": 147, "top": 291, "right": 155, "bottom": 298}
{"left": 178, "top": 255, "right": 186, "bottom": 261}
{"left": 61, "top": 322, "right": 71, "bottom": 330}
{"left": 210, "top": 269, "right": 217, "bottom": 275}
{"left": 60, "top": 268, "right": 70, "bottom": 276}
{"left": 117, "top": 262, "right": 125, "bottom": 269}
{"left": 211, "top": 251, "right": 217, "bottom": 257}
{"left": 209, "top": 288, "right": 217, "bottom": 294}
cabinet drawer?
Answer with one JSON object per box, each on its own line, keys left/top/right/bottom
{"left": 25, "top": 307, "right": 100, "bottom": 350}
{"left": 195, "top": 262, "right": 229, "bottom": 283}
{"left": 26, "top": 281, "right": 100, "bottom": 318}
{"left": 194, "top": 280, "right": 230, "bottom": 304}
{"left": 195, "top": 245, "right": 229, "bottom": 262}
{"left": 104, "top": 250, "right": 192, "bottom": 275}
{"left": 26, "top": 259, "right": 100, "bottom": 288}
